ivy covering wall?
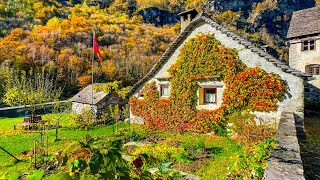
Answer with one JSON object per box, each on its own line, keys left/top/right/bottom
{"left": 129, "top": 34, "right": 286, "bottom": 133}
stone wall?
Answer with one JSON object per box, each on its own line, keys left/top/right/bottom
{"left": 263, "top": 112, "right": 305, "bottom": 180}
{"left": 289, "top": 36, "right": 320, "bottom": 88}
{"left": 0, "top": 101, "right": 69, "bottom": 118}
{"left": 72, "top": 102, "right": 97, "bottom": 115}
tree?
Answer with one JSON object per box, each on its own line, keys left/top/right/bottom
{"left": 45, "top": 101, "right": 71, "bottom": 142}
{"left": 2, "top": 67, "right": 62, "bottom": 116}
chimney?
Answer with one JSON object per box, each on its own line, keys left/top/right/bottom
{"left": 178, "top": 9, "right": 198, "bottom": 32}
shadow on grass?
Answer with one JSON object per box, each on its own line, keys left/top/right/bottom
{"left": 1, "top": 158, "right": 29, "bottom": 168}
{"left": 209, "top": 147, "right": 223, "bottom": 155}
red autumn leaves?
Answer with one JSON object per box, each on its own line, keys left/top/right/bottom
{"left": 129, "top": 34, "right": 286, "bottom": 133}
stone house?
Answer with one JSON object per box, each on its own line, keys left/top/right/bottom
{"left": 287, "top": 6, "right": 320, "bottom": 98}
{"left": 71, "top": 83, "right": 127, "bottom": 116}
{"left": 128, "top": 9, "right": 312, "bottom": 124}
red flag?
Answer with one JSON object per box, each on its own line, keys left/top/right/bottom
{"left": 93, "top": 33, "right": 102, "bottom": 61}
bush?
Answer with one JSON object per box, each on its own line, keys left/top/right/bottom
{"left": 69, "top": 107, "right": 95, "bottom": 130}
{"left": 229, "top": 112, "right": 276, "bottom": 146}
{"left": 228, "top": 138, "right": 277, "bottom": 179}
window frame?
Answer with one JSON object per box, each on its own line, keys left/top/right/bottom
{"left": 203, "top": 88, "right": 217, "bottom": 104}
{"left": 160, "top": 84, "right": 170, "bottom": 97}
{"left": 302, "top": 39, "right": 316, "bottom": 51}
{"left": 307, "top": 64, "right": 320, "bottom": 75}
{"left": 138, "top": 91, "right": 144, "bottom": 98}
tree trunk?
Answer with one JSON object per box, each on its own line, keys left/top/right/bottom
{"left": 55, "top": 121, "right": 59, "bottom": 141}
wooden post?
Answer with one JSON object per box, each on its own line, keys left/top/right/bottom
{"left": 34, "top": 139, "right": 37, "bottom": 169}
{"left": 46, "top": 135, "right": 48, "bottom": 165}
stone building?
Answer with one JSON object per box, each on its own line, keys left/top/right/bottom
{"left": 128, "top": 9, "right": 313, "bottom": 124}
{"left": 71, "top": 83, "right": 127, "bottom": 116}
{"left": 287, "top": 6, "right": 320, "bottom": 99}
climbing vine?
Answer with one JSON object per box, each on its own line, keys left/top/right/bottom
{"left": 129, "top": 34, "right": 286, "bottom": 133}
{"left": 93, "top": 81, "right": 131, "bottom": 99}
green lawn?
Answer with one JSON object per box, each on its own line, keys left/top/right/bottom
{"left": 0, "top": 114, "right": 132, "bottom": 173}
{"left": 0, "top": 115, "right": 248, "bottom": 179}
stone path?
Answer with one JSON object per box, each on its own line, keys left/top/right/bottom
{"left": 300, "top": 116, "right": 320, "bottom": 180}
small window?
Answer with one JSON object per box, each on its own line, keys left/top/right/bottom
{"left": 204, "top": 88, "right": 217, "bottom": 104}
{"left": 307, "top": 65, "right": 320, "bottom": 75}
{"left": 302, "top": 40, "right": 316, "bottom": 51}
{"left": 138, "top": 91, "right": 144, "bottom": 98}
{"left": 160, "top": 85, "right": 170, "bottom": 97}
{"left": 310, "top": 40, "right": 315, "bottom": 50}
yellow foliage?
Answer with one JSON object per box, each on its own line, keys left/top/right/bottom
{"left": 77, "top": 75, "right": 92, "bottom": 89}
{"left": 101, "top": 61, "right": 117, "bottom": 76}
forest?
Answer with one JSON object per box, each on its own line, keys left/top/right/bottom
{"left": 0, "top": 0, "right": 183, "bottom": 105}
{"left": 0, "top": 0, "right": 315, "bottom": 107}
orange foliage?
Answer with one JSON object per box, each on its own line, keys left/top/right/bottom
{"left": 77, "top": 75, "right": 92, "bottom": 89}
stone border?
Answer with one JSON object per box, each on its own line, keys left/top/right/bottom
{"left": 263, "top": 112, "right": 305, "bottom": 180}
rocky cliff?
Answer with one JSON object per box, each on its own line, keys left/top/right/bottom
{"left": 138, "top": 7, "right": 179, "bottom": 27}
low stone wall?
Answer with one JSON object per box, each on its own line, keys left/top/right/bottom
{"left": 0, "top": 101, "right": 69, "bottom": 118}
{"left": 263, "top": 112, "right": 305, "bottom": 180}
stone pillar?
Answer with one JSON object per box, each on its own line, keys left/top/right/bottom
{"left": 180, "top": 16, "right": 185, "bottom": 32}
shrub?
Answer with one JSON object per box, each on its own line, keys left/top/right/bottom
{"left": 133, "top": 142, "right": 191, "bottom": 163}
{"left": 229, "top": 112, "right": 277, "bottom": 146}
{"left": 69, "top": 107, "right": 95, "bottom": 130}
{"left": 228, "top": 138, "right": 277, "bottom": 179}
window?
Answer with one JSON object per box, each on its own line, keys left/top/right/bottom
{"left": 307, "top": 65, "right": 320, "bottom": 75}
{"left": 204, "top": 88, "right": 217, "bottom": 104}
{"left": 138, "top": 91, "right": 144, "bottom": 98}
{"left": 160, "top": 85, "right": 170, "bottom": 97}
{"left": 302, "top": 40, "right": 316, "bottom": 51}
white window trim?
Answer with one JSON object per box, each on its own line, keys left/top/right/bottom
{"left": 159, "top": 84, "right": 170, "bottom": 98}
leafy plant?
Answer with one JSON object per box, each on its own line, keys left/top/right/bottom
{"left": 196, "top": 139, "right": 205, "bottom": 149}
{"left": 229, "top": 112, "right": 277, "bottom": 146}
{"left": 133, "top": 142, "right": 191, "bottom": 163}
{"left": 88, "top": 149, "right": 104, "bottom": 174}
{"left": 228, "top": 138, "right": 277, "bottom": 179}
{"left": 69, "top": 159, "right": 88, "bottom": 174}
{"left": 70, "top": 107, "right": 95, "bottom": 130}
{"left": 78, "top": 134, "right": 95, "bottom": 151}
{"left": 25, "top": 170, "right": 44, "bottom": 180}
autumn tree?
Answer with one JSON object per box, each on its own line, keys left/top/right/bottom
{"left": 2, "top": 67, "right": 62, "bottom": 116}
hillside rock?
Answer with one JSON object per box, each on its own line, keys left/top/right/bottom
{"left": 206, "top": 0, "right": 315, "bottom": 15}
{"left": 138, "top": 7, "right": 179, "bottom": 27}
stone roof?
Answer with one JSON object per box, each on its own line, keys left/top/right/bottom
{"left": 178, "top": 8, "right": 198, "bottom": 16}
{"left": 128, "top": 12, "right": 313, "bottom": 96}
{"left": 287, "top": 6, "right": 320, "bottom": 39}
{"left": 71, "top": 83, "right": 108, "bottom": 104}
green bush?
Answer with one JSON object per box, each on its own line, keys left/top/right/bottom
{"left": 228, "top": 138, "right": 277, "bottom": 179}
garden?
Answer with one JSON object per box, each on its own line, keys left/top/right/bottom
{"left": 0, "top": 110, "right": 277, "bottom": 180}
{"left": 0, "top": 34, "right": 284, "bottom": 180}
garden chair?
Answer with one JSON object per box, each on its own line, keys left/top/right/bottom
{"left": 14, "top": 116, "right": 31, "bottom": 130}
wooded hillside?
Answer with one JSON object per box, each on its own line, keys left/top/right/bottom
{"left": 0, "top": 0, "right": 179, "bottom": 102}
{"left": 0, "top": 0, "right": 316, "bottom": 106}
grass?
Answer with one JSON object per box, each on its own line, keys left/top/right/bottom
{"left": 0, "top": 115, "right": 243, "bottom": 179}
{"left": 0, "top": 114, "right": 132, "bottom": 174}
{"left": 131, "top": 131, "right": 242, "bottom": 179}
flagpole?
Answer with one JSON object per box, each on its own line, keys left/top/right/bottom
{"left": 92, "top": 30, "right": 94, "bottom": 106}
